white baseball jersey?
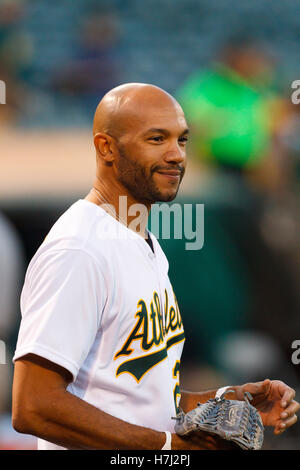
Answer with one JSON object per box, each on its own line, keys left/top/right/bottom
{"left": 13, "top": 199, "right": 185, "bottom": 450}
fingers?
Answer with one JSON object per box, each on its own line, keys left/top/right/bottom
{"left": 243, "top": 379, "right": 295, "bottom": 403}
{"left": 274, "top": 414, "right": 298, "bottom": 435}
{"left": 281, "top": 399, "right": 299, "bottom": 418}
{"left": 256, "top": 379, "right": 272, "bottom": 393}
{"left": 274, "top": 399, "right": 300, "bottom": 435}
{"left": 264, "top": 379, "right": 296, "bottom": 406}
{"left": 280, "top": 386, "right": 295, "bottom": 408}
{"left": 260, "top": 379, "right": 272, "bottom": 395}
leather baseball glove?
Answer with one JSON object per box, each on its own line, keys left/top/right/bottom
{"left": 174, "top": 390, "right": 264, "bottom": 450}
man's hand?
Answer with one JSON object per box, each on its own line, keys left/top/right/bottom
{"left": 235, "top": 379, "right": 300, "bottom": 435}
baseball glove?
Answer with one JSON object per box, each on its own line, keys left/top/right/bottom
{"left": 174, "top": 390, "right": 264, "bottom": 450}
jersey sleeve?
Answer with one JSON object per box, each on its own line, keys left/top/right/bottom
{"left": 13, "top": 248, "right": 107, "bottom": 381}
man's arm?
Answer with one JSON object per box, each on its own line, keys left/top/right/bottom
{"left": 12, "top": 354, "right": 234, "bottom": 450}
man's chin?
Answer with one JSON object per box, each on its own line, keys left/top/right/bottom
{"left": 155, "top": 190, "right": 179, "bottom": 203}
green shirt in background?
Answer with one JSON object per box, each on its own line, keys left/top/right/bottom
{"left": 177, "top": 64, "right": 271, "bottom": 168}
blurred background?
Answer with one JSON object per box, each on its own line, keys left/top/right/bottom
{"left": 1, "top": 0, "right": 300, "bottom": 450}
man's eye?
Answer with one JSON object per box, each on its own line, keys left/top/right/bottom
{"left": 149, "top": 136, "right": 164, "bottom": 142}
{"left": 179, "top": 136, "right": 188, "bottom": 144}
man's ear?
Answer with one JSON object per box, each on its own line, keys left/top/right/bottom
{"left": 94, "top": 133, "right": 116, "bottom": 163}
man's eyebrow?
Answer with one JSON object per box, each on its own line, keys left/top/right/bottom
{"left": 143, "top": 128, "right": 189, "bottom": 136}
{"left": 144, "top": 128, "right": 170, "bottom": 136}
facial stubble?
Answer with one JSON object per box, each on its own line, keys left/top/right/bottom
{"left": 116, "top": 145, "right": 184, "bottom": 204}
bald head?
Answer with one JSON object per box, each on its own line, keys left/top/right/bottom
{"left": 91, "top": 82, "right": 188, "bottom": 205}
{"left": 93, "top": 83, "right": 183, "bottom": 139}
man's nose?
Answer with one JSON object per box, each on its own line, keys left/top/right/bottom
{"left": 163, "top": 142, "right": 186, "bottom": 164}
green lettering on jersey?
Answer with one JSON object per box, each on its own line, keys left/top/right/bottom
{"left": 114, "top": 290, "right": 184, "bottom": 381}
{"left": 114, "top": 300, "right": 151, "bottom": 358}
{"left": 116, "top": 332, "right": 185, "bottom": 382}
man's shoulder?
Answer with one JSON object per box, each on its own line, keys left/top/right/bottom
{"left": 44, "top": 199, "right": 107, "bottom": 247}
{"left": 31, "top": 199, "right": 115, "bottom": 264}
{"left": 26, "top": 200, "right": 112, "bottom": 275}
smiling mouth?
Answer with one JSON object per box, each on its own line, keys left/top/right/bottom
{"left": 155, "top": 170, "right": 182, "bottom": 180}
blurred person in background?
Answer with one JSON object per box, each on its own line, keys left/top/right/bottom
{"left": 177, "top": 35, "right": 279, "bottom": 173}
{"left": 169, "top": 36, "right": 300, "bottom": 405}
{"left": 0, "top": 212, "right": 36, "bottom": 449}
{"left": 0, "top": 213, "right": 24, "bottom": 413}
{"left": 0, "top": 0, "right": 33, "bottom": 125}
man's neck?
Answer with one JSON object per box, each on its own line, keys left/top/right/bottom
{"left": 85, "top": 181, "right": 151, "bottom": 239}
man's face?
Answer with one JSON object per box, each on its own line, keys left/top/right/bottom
{"left": 113, "top": 103, "right": 189, "bottom": 204}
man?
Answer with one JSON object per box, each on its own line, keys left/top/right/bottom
{"left": 12, "top": 83, "right": 299, "bottom": 450}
